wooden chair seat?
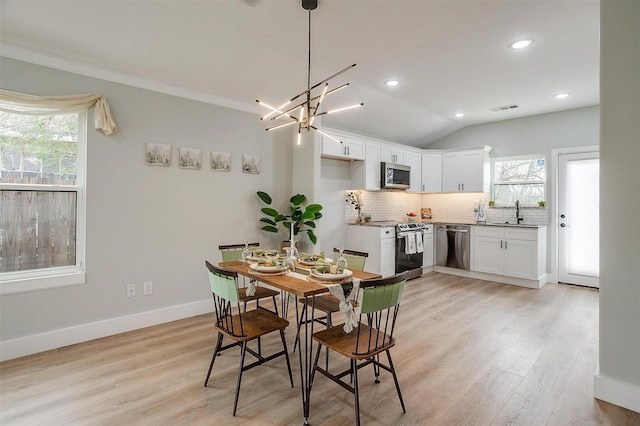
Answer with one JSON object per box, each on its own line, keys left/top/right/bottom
{"left": 313, "top": 324, "right": 395, "bottom": 360}
{"left": 216, "top": 307, "right": 289, "bottom": 342}
{"left": 238, "top": 286, "right": 279, "bottom": 303}
{"left": 298, "top": 294, "right": 357, "bottom": 314}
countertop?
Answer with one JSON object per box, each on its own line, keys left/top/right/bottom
{"left": 349, "top": 220, "right": 545, "bottom": 229}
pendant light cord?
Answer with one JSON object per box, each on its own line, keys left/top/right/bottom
{"left": 307, "top": 10, "right": 312, "bottom": 117}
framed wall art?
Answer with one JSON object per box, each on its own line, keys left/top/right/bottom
{"left": 211, "top": 151, "right": 231, "bottom": 171}
{"left": 242, "top": 154, "right": 261, "bottom": 174}
{"left": 146, "top": 143, "right": 172, "bottom": 166}
{"left": 179, "top": 147, "right": 202, "bottom": 169}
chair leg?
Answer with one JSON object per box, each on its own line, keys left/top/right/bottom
{"left": 232, "top": 341, "right": 248, "bottom": 416}
{"left": 280, "top": 329, "right": 294, "bottom": 388}
{"left": 374, "top": 354, "right": 381, "bottom": 383}
{"left": 272, "top": 295, "right": 279, "bottom": 316}
{"left": 204, "top": 333, "right": 224, "bottom": 387}
{"left": 352, "top": 358, "right": 361, "bottom": 426}
{"left": 386, "top": 349, "right": 406, "bottom": 413}
{"left": 324, "top": 313, "right": 332, "bottom": 371}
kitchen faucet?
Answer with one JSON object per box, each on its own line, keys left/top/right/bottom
{"left": 516, "top": 200, "right": 523, "bottom": 224}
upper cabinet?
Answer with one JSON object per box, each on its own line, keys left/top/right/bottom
{"left": 380, "top": 146, "right": 406, "bottom": 165}
{"left": 321, "top": 134, "right": 366, "bottom": 161}
{"left": 421, "top": 152, "right": 442, "bottom": 192}
{"left": 441, "top": 146, "right": 492, "bottom": 192}
{"left": 404, "top": 150, "right": 422, "bottom": 193}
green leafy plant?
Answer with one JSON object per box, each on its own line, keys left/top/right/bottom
{"left": 257, "top": 191, "right": 323, "bottom": 245}
{"left": 538, "top": 200, "right": 546, "bottom": 207}
{"left": 488, "top": 200, "right": 495, "bottom": 207}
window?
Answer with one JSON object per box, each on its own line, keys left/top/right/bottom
{"left": 0, "top": 111, "right": 86, "bottom": 294}
{"left": 491, "top": 155, "right": 545, "bottom": 206}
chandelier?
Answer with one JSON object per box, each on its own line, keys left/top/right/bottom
{"left": 256, "top": 0, "right": 363, "bottom": 145}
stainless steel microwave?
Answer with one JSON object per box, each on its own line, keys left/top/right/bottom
{"left": 381, "top": 162, "right": 411, "bottom": 189}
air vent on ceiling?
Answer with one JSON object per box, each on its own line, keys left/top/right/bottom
{"left": 238, "top": 0, "right": 260, "bottom": 6}
{"left": 490, "top": 104, "right": 519, "bottom": 112}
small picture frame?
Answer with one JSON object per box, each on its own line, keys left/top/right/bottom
{"left": 211, "top": 151, "right": 231, "bottom": 171}
{"left": 179, "top": 147, "right": 202, "bottom": 169}
{"left": 146, "top": 143, "right": 171, "bottom": 166}
{"left": 242, "top": 154, "right": 261, "bottom": 174}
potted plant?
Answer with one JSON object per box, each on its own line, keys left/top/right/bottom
{"left": 257, "top": 191, "right": 323, "bottom": 245}
{"left": 538, "top": 200, "right": 546, "bottom": 207}
{"left": 488, "top": 200, "right": 495, "bottom": 207}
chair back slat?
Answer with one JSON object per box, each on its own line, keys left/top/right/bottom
{"left": 219, "top": 242, "right": 260, "bottom": 261}
{"left": 205, "top": 261, "right": 245, "bottom": 337}
{"left": 353, "top": 272, "right": 407, "bottom": 357}
{"left": 333, "top": 247, "right": 368, "bottom": 271}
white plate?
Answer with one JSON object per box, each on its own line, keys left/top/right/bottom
{"left": 310, "top": 269, "right": 352, "bottom": 281}
{"left": 250, "top": 263, "right": 286, "bottom": 272}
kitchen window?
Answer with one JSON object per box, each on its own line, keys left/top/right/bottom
{"left": 0, "top": 110, "right": 86, "bottom": 294}
{"left": 491, "top": 155, "right": 546, "bottom": 206}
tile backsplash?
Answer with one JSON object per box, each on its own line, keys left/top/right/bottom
{"left": 345, "top": 190, "right": 549, "bottom": 225}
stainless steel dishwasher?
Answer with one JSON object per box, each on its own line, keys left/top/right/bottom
{"left": 435, "top": 224, "right": 470, "bottom": 270}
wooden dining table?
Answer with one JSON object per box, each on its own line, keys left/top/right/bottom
{"left": 219, "top": 260, "right": 380, "bottom": 425}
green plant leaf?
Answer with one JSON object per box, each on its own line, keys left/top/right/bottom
{"left": 314, "top": 212, "right": 323, "bottom": 219}
{"left": 306, "top": 204, "right": 323, "bottom": 213}
{"left": 257, "top": 191, "right": 272, "bottom": 205}
{"left": 304, "top": 221, "right": 316, "bottom": 228}
{"left": 274, "top": 214, "right": 287, "bottom": 222}
{"left": 261, "top": 207, "right": 279, "bottom": 217}
{"left": 290, "top": 194, "right": 306, "bottom": 206}
{"left": 307, "top": 230, "right": 317, "bottom": 245}
{"left": 260, "top": 225, "right": 279, "bottom": 233}
{"left": 301, "top": 211, "right": 315, "bottom": 220}
{"left": 260, "top": 218, "right": 276, "bottom": 226}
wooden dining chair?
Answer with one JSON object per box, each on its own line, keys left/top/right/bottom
{"left": 218, "top": 243, "right": 279, "bottom": 315}
{"left": 309, "top": 271, "right": 408, "bottom": 426}
{"left": 293, "top": 248, "right": 369, "bottom": 352}
{"left": 203, "top": 261, "right": 294, "bottom": 416}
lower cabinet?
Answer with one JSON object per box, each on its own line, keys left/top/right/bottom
{"left": 347, "top": 225, "right": 396, "bottom": 277}
{"left": 472, "top": 226, "right": 546, "bottom": 281}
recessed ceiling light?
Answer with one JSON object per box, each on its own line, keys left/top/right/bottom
{"left": 385, "top": 80, "right": 399, "bottom": 87}
{"left": 453, "top": 113, "right": 465, "bottom": 118}
{"left": 510, "top": 39, "right": 533, "bottom": 49}
{"left": 555, "top": 93, "right": 570, "bottom": 99}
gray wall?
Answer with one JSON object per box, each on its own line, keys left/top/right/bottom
{"left": 598, "top": 0, "right": 640, "bottom": 407}
{"left": 426, "top": 105, "right": 599, "bottom": 157}
{"left": 0, "top": 58, "right": 292, "bottom": 341}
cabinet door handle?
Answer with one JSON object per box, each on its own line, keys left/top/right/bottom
{"left": 505, "top": 241, "right": 508, "bottom": 249}
{"left": 461, "top": 183, "right": 464, "bottom": 191}
{"left": 501, "top": 240, "right": 503, "bottom": 249}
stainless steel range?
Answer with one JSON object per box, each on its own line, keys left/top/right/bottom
{"left": 395, "top": 222, "right": 429, "bottom": 280}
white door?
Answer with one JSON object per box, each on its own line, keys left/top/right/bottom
{"left": 558, "top": 151, "right": 599, "bottom": 287}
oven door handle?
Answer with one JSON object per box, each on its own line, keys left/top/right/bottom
{"left": 444, "top": 229, "right": 469, "bottom": 233}
{"left": 397, "top": 231, "right": 425, "bottom": 238}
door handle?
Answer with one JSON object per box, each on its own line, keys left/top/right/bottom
{"left": 560, "top": 214, "right": 566, "bottom": 218}
{"left": 560, "top": 223, "right": 567, "bottom": 227}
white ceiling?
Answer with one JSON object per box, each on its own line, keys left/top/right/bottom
{"left": 0, "top": 0, "right": 600, "bottom": 147}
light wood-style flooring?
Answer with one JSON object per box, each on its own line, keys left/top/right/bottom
{"left": 1, "top": 273, "right": 639, "bottom": 425}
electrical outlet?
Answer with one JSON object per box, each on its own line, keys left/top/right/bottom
{"left": 127, "top": 283, "right": 136, "bottom": 298}
{"left": 143, "top": 281, "right": 153, "bottom": 295}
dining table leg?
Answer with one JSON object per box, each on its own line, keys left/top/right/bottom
{"left": 297, "top": 294, "right": 316, "bottom": 425}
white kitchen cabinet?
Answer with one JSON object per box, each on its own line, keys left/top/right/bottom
{"left": 405, "top": 150, "right": 422, "bottom": 193}
{"left": 441, "top": 146, "right": 492, "bottom": 192}
{"left": 347, "top": 225, "right": 396, "bottom": 277}
{"left": 380, "top": 145, "right": 406, "bottom": 165}
{"left": 422, "top": 227, "right": 434, "bottom": 268}
{"left": 421, "top": 151, "right": 442, "bottom": 192}
{"left": 363, "top": 141, "right": 381, "bottom": 190}
{"left": 472, "top": 226, "right": 545, "bottom": 281}
{"left": 321, "top": 134, "right": 365, "bottom": 161}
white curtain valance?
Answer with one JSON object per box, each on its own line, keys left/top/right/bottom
{"left": 0, "top": 89, "right": 118, "bottom": 135}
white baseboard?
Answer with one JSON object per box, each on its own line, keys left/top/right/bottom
{"left": 594, "top": 374, "right": 640, "bottom": 414}
{"left": 0, "top": 299, "right": 213, "bottom": 362}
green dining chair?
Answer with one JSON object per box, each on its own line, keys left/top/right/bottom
{"left": 218, "top": 243, "right": 279, "bottom": 315}
{"left": 309, "top": 271, "right": 408, "bottom": 426}
{"left": 203, "top": 261, "right": 293, "bottom": 417}
{"left": 293, "top": 248, "right": 369, "bottom": 352}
